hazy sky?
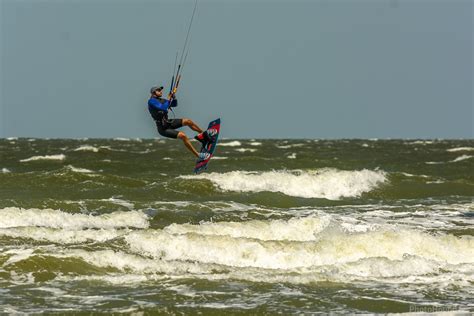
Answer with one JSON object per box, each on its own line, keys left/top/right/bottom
{"left": 1, "top": 0, "right": 472, "bottom": 139}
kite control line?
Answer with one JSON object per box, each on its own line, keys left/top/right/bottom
{"left": 169, "top": 0, "right": 198, "bottom": 101}
{"left": 169, "top": 51, "right": 179, "bottom": 95}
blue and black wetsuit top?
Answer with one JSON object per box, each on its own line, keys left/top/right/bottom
{"left": 148, "top": 97, "right": 178, "bottom": 125}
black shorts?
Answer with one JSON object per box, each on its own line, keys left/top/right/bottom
{"left": 156, "top": 118, "right": 183, "bottom": 139}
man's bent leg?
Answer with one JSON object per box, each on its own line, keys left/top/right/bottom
{"left": 182, "top": 118, "right": 203, "bottom": 133}
{"left": 177, "top": 132, "right": 199, "bottom": 158}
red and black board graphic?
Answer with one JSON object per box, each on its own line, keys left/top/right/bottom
{"left": 194, "top": 118, "right": 221, "bottom": 174}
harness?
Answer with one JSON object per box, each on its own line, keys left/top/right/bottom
{"left": 148, "top": 97, "right": 177, "bottom": 127}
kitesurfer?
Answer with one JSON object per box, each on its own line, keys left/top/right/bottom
{"left": 148, "top": 86, "right": 211, "bottom": 160}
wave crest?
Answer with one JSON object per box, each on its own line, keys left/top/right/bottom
{"left": 0, "top": 207, "right": 149, "bottom": 229}
{"left": 125, "top": 219, "right": 474, "bottom": 270}
{"left": 20, "top": 154, "right": 66, "bottom": 162}
{"left": 182, "top": 169, "right": 387, "bottom": 199}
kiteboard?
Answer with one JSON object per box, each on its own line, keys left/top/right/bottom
{"left": 194, "top": 118, "right": 221, "bottom": 174}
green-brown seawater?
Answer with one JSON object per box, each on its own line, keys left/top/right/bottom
{"left": 0, "top": 138, "right": 473, "bottom": 314}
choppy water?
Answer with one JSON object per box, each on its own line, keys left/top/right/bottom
{"left": 0, "top": 138, "right": 473, "bottom": 314}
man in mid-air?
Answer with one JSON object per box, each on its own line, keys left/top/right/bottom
{"left": 147, "top": 86, "right": 212, "bottom": 160}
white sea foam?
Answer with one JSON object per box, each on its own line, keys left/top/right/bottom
{"left": 125, "top": 222, "right": 474, "bottom": 270}
{"left": 426, "top": 155, "right": 472, "bottom": 165}
{"left": 235, "top": 148, "right": 257, "bottom": 153}
{"left": 447, "top": 147, "right": 474, "bottom": 152}
{"left": 211, "top": 156, "right": 228, "bottom": 160}
{"left": 152, "top": 200, "right": 271, "bottom": 214}
{"left": 426, "top": 180, "right": 445, "bottom": 184}
{"left": 19, "top": 214, "right": 472, "bottom": 286}
{"left": 164, "top": 216, "right": 331, "bottom": 241}
{"left": 181, "top": 169, "right": 387, "bottom": 200}
{"left": 67, "top": 165, "right": 95, "bottom": 173}
{"left": 103, "top": 197, "right": 135, "bottom": 210}
{"left": 219, "top": 141, "right": 242, "bottom": 147}
{"left": 51, "top": 249, "right": 218, "bottom": 276}
{"left": 0, "top": 208, "right": 149, "bottom": 229}
{"left": 2, "top": 204, "right": 472, "bottom": 289}
{"left": 73, "top": 145, "right": 99, "bottom": 153}
{"left": 1, "top": 168, "right": 10, "bottom": 173}
{"left": 400, "top": 172, "right": 430, "bottom": 178}
{"left": 451, "top": 155, "right": 472, "bottom": 163}
{"left": 3, "top": 249, "right": 35, "bottom": 266}
{"left": 351, "top": 203, "right": 474, "bottom": 231}
{"left": 249, "top": 142, "right": 262, "bottom": 146}
{"left": 276, "top": 143, "right": 306, "bottom": 149}
{"left": 56, "top": 274, "right": 165, "bottom": 285}
{"left": 287, "top": 153, "right": 297, "bottom": 159}
{"left": 425, "top": 161, "right": 444, "bottom": 165}
{"left": 406, "top": 140, "right": 435, "bottom": 145}
{"left": 0, "top": 227, "right": 127, "bottom": 244}
{"left": 20, "top": 154, "right": 66, "bottom": 162}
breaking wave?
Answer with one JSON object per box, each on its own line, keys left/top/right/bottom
{"left": 0, "top": 227, "right": 127, "bottom": 244}
{"left": 182, "top": 169, "right": 387, "bottom": 199}
{"left": 125, "top": 223, "right": 474, "bottom": 271}
{"left": 451, "top": 155, "right": 472, "bottom": 163}
{"left": 2, "top": 212, "right": 472, "bottom": 286}
{"left": 73, "top": 145, "right": 100, "bottom": 152}
{"left": 164, "top": 216, "right": 331, "bottom": 241}
{"left": 67, "top": 165, "right": 95, "bottom": 173}
{"left": 235, "top": 148, "right": 257, "bottom": 153}
{"left": 0, "top": 207, "right": 149, "bottom": 229}
{"left": 447, "top": 147, "right": 474, "bottom": 152}
{"left": 20, "top": 154, "right": 66, "bottom": 162}
{"left": 219, "top": 141, "right": 242, "bottom": 147}
{"left": 426, "top": 155, "right": 473, "bottom": 164}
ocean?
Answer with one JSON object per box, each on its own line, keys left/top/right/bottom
{"left": 0, "top": 138, "right": 473, "bottom": 314}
